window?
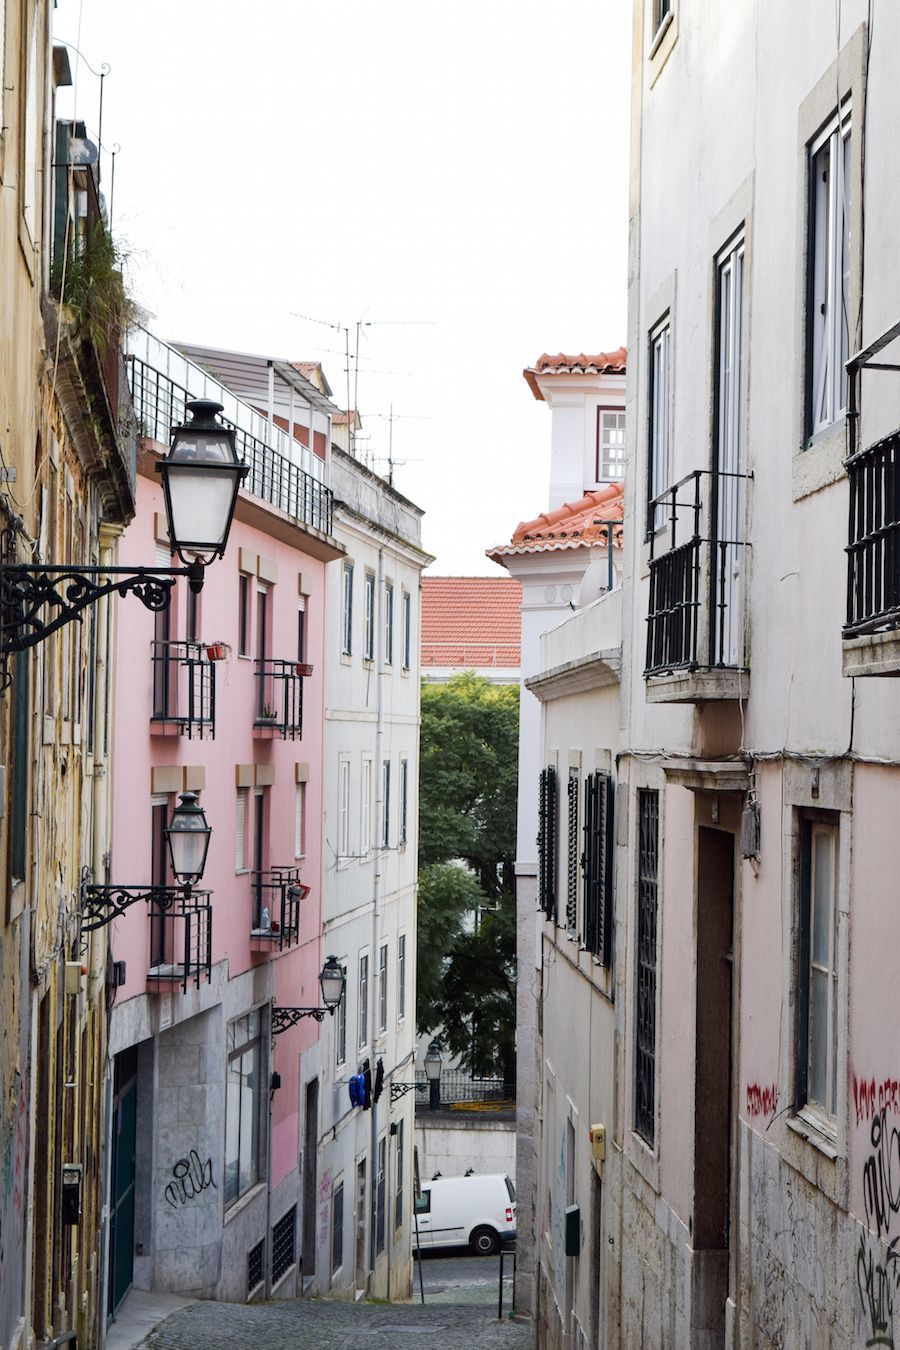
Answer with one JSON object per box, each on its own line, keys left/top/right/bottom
{"left": 338, "top": 760, "right": 350, "bottom": 859}
{"left": 808, "top": 105, "right": 851, "bottom": 437}
{"left": 654, "top": 0, "right": 672, "bottom": 34}
{"left": 635, "top": 790, "right": 659, "bottom": 1145}
{"left": 378, "top": 943, "right": 388, "bottom": 1033}
{"left": 238, "top": 575, "right": 250, "bottom": 655}
{"left": 394, "top": 1120, "right": 404, "bottom": 1230}
{"left": 252, "top": 788, "right": 269, "bottom": 928}
{"left": 648, "top": 319, "right": 671, "bottom": 533}
{"left": 375, "top": 1135, "right": 386, "bottom": 1255}
{"left": 381, "top": 759, "right": 391, "bottom": 848}
{"left": 402, "top": 590, "right": 412, "bottom": 670}
{"left": 150, "top": 795, "right": 172, "bottom": 967}
{"left": 331, "top": 1181, "right": 344, "bottom": 1274}
{"left": 8, "top": 650, "right": 29, "bottom": 891}
{"left": 342, "top": 562, "right": 354, "bottom": 655}
{"left": 384, "top": 582, "right": 394, "bottom": 665}
{"left": 364, "top": 571, "right": 376, "bottom": 661}
{"left": 397, "top": 934, "right": 406, "bottom": 1021}
{"left": 797, "top": 818, "right": 839, "bottom": 1123}
{"left": 582, "top": 772, "right": 614, "bottom": 966}
{"left": 538, "top": 766, "right": 559, "bottom": 921}
{"left": 186, "top": 586, "right": 201, "bottom": 643}
{"left": 225, "top": 1010, "right": 264, "bottom": 1206}
{"left": 714, "top": 231, "right": 747, "bottom": 668}
{"left": 597, "top": 409, "right": 626, "bottom": 480}
{"left": 271, "top": 1205, "right": 296, "bottom": 1284}
{"left": 400, "top": 758, "right": 409, "bottom": 845}
{"left": 566, "top": 767, "right": 579, "bottom": 935}
{"left": 361, "top": 759, "right": 372, "bottom": 856}
{"left": 294, "top": 781, "right": 306, "bottom": 859}
{"left": 358, "top": 954, "right": 369, "bottom": 1047}
{"left": 335, "top": 968, "right": 347, "bottom": 1067}
{"left": 21, "top": 5, "right": 39, "bottom": 239}
{"left": 297, "top": 597, "right": 306, "bottom": 662}
{"left": 235, "top": 786, "right": 248, "bottom": 872}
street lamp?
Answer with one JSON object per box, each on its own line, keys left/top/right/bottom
{"left": 272, "top": 957, "right": 347, "bottom": 1034}
{"left": 424, "top": 1039, "right": 444, "bottom": 1111}
{"left": 0, "top": 399, "right": 248, "bottom": 658}
{"left": 80, "top": 791, "right": 213, "bottom": 931}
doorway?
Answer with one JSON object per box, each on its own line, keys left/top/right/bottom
{"left": 301, "top": 1078, "right": 318, "bottom": 1279}
{"left": 693, "top": 827, "right": 735, "bottom": 1342}
{"left": 355, "top": 1160, "right": 368, "bottom": 1290}
{"left": 108, "top": 1047, "right": 138, "bottom": 1315}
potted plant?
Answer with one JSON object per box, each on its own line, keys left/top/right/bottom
{"left": 296, "top": 661, "right": 314, "bottom": 677}
{"left": 260, "top": 705, "right": 276, "bottom": 720}
{"left": 205, "top": 641, "right": 231, "bottom": 661}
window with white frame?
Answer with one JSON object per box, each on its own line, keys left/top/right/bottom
{"left": 224, "top": 1010, "right": 264, "bottom": 1206}
{"left": 378, "top": 943, "right": 388, "bottom": 1033}
{"left": 384, "top": 581, "right": 394, "bottom": 665}
{"left": 338, "top": 760, "right": 351, "bottom": 858}
{"left": 358, "top": 953, "right": 369, "bottom": 1046}
{"left": 361, "top": 759, "right": 372, "bottom": 856}
{"left": 294, "top": 781, "right": 306, "bottom": 859}
{"left": 714, "top": 230, "right": 747, "bottom": 669}
{"left": 235, "top": 786, "right": 249, "bottom": 872}
{"left": 648, "top": 319, "right": 671, "bottom": 533}
{"left": 364, "top": 571, "right": 376, "bottom": 661}
{"left": 381, "top": 759, "right": 391, "bottom": 848}
{"left": 394, "top": 1119, "right": 404, "bottom": 1230}
{"left": 808, "top": 104, "right": 851, "bottom": 438}
{"left": 597, "top": 409, "right": 626, "bottom": 480}
{"left": 400, "top": 758, "right": 409, "bottom": 845}
{"left": 402, "top": 590, "right": 412, "bottom": 670}
{"left": 342, "top": 562, "right": 354, "bottom": 655}
{"left": 335, "top": 966, "right": 347, "bottom": 1067}
{"left": 654, "top": 0, "right": 672, "bottom": 35}
{"left": 397, "top": 933, "right": 406, "bottom": 1021}
{"left": 797, "top": 817, "right": 840, "bottom": 1126}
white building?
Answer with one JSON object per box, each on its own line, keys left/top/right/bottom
{"left": 318, "top": 445, "right": 432, "bottom": 1299}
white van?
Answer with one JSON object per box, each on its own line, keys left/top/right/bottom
{"left": 413, "top": 1173, "right": 516, "bottom": 1255}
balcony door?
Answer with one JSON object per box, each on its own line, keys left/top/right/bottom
{"left": 713, "top": 233, "right": 746, "bottom": 669}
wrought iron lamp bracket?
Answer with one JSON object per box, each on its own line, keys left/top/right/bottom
{"left": 80, "top": 881, "right": 193, "bottom": 932}
{"left": 271, "top": 1005, "right": 335, "bottom": 1034}
{"left": 389, "top": 1081, "right": 419, "bottom": 1103}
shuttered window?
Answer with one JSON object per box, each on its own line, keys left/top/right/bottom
{"left": 566, "top": 768, "right": 579, "bottom": 934}
{"left": 582, "top": 772, "right": 615, "bottom": 965}
{"left": 635, "top": 789, "right": 659, "bottom": 1145}
{"left": 537, "top": 766, "right": 558, "bottom": 921}
{"left": 235, "top": 787, "right": 248, "bottom": 871}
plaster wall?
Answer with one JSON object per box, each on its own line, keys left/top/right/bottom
{"left": 414, "top": 1117, "right": 515, "bottom": 1185}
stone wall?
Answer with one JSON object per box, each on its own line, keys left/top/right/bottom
{"left": 414, "top": 1113, "right": 515, "bottom": 1184}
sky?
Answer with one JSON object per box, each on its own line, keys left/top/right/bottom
{"left": 53, "top": 0, "right": 631, "bottom": 574}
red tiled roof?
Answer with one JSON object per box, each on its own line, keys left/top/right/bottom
{"left": 524, "top": 347, "right": 626, "bottom": 401}
{"left": 333, "top": 409, "right": 361, "bottom": 427}
{"left": 487, "top": 482, "right": 625, "bottom": 559}
{"left": 421, "top": 577, "right": 522, "bottom": 669}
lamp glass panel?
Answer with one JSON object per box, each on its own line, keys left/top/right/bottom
{"left": 320, "top": 964, "right": 345, "bottom": 1008}
{"left": 171, "top": 430, "right": 235, "bottom": 464}
{"left": 167, "top": 818, "right": 209, "bottom": 881}
{"left": 167, "top": 465, "right": 237, "bottom": 551}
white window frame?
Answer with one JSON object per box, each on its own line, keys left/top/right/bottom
{"left": 235, "top": 786, "right": 249, "bottom": 873}
{"left": 402, "top": 589, "right": 412, "bottom": 670}
{"left": 358, "top": 952, "right": 369, "bottom": 1048}
{"left": 648, "top": 317, "right": 671, "bottom": 534}
{"left": 338, "top": 759, "right": 351, "bottom": 859}
{"left": 384, "top": 581, "right": 394, "bottom": 666}
{"left": 808, "top": 104, "right": 851, "bottom": 439}
{"left": 399, "top": 758, "right": 409, "bottom": 846}
{"left": 361, "top": 758, "right": 372, "bottom": 856}
{"left": 224, "top": 1009, "right": 264, "bottom": 1208}
{"left": 397, "top": 933, "right": 406, "bottom": 1022}
{"left": 799, "top": 818, "right": 840, "bottom": 1133}
{"left": 364, "top": 571, "right": 376, "bottom": 661}
{"left": 597, "top": 408, "right": 626, "bottom": 480}
{"left": 342, "top": 562, "right": 354, "bottom": 655}
{"left": 335, "top": 964, "right": 348, "bottom": 1067}
{"left": 378, "top": 943, "right": 388, "bottom": 1033}
{"left": 381, "top": 759, "right": 391, "bottom": 849}
{"left": 294, "top": 780, "right": 306, "bottom": 859}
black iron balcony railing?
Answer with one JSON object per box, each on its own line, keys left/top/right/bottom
{"left": 147, "top": 891, "right": 212, "bottom": 993}
{"left": 151, "top": 640, "right": 215, "bottom": 737}
{"left": 127, "top": 356, "right": 333, "bottom": 536}
{"left": 254, "top": 659, "right": 304, "bottom": 739}
{"left": 251, "top": 866, "right": 307, "bottom": 949}
{"left": 645, "top": 469, "right": 749, "bottom": 676}
{"left": 845, "top": 429, "right": 900, "bottom": 635}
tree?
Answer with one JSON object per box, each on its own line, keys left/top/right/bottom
{"left": 417, "top": 673, "right": 519, "bottom": 1081}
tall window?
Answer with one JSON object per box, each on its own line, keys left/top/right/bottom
{"left": 235, "top": 786, "right": 248, "bottom": 871}
{"left": 402, "top": 590, "right": 412, "bottom": 670}
{"left": 384, "top": 582, "right": 394, "bottom": 665}
{"left": 714, "top": 231, "right": 747, "bottom": 668}
{"left": 378, "top": 943, "right": 388, "bottom": 1032}
{"left": 648, "top": 319, "right": 671, "bottom": 533}
{"left": 798, "top": 818, "right": 840, "bottom": 1123}
{"left": 225, "top": 1010, "right": 263, "bottom": 1206}
{"left": 394, "top": 1119, "right": 404, "bottom": 1230}
{"left": 397, "top": 934, "right": 406, "bottom": 1021}
{"left": 186, "top": 586, "right": 201, "bottom": 643}
{"left": 342, "top": 562, "right": 354, "bottom": 655}
{"left": 582, "top": 771, "right": 614, "bottom": 966}
{"left": 538, "top": 766, "right": 559, "bottom": 921}
{"left": 566, "top": 767, "right": 579, "bottom": 935}
{"left": 338, "top": 760, "right": 350, "bottom": 858}
{"left": 294, "top": 781, "right": 306, "bottom": 859}
{"left": 256, "top": 585, "right": 270, "bottom": 718}
{"left": 375, "top": 1136, "right": 386, "bottom": 1255}
{"left": 335, "top": 968, "right": 347, "bottom": 1067}
{"left": 238, "top": 575, "right": 250, "bottom": 655}
{"left": 297, "top": 596, "right": 306, "bottom": 662}
{"left": 252, "top": 788, "right": 268, "bottom": 928}
{"left": 358, "top": 953, "right": 369, "bottom": 1047}
{"left": 150, "top": 796, "right": 171, "bottom": 967}
{"left": 808, "top": 104, "right": 851, "bottom": 437}
{"left": 597, "top": 409, "right": 626, "bottom": 480}
{"left": 399, "top": 758, "right": 409, "bottom": 845}
{"left": 381, "top": 759, "right": 391, "bottom": 848}
{"left": 331, "top": 1180, "right": 344, "bottom": 1275}
{"left": 361, "top": 759, "right": 372, "bottom": 855}
{"left": 364, "top": 571, "right": 376, "bottom": 660}
{"left": 635, "top": 789, "right": 659, "bottom": 1145}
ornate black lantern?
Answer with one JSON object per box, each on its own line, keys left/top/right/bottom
{"left": 157, "top": 400, "right": 247, "bottom": 568}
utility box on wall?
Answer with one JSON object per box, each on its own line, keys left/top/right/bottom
{"left": 62, "top": 1164, "right": 82, "bottom": 1225}
{"left": 565, "top": 1203, "right": 581, "bottom": 1256}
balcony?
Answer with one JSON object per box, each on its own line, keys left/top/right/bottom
{"left": 254, "top": 659, "right": 304, "bottom": 739}
{"left": 645, "top": 470, "right": 749, "bottom": 702}
{"left": 147, "top": 891, "right": 212, "bottom": 992}
{"left": 250, "top": 867, "right": 307, "bottom": 949}
{"left": 151, "top": 640, "right": 216, "bottom": 738}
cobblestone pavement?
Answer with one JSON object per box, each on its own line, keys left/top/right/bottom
{"left": 138, "top": 1297, "right": 530, "bottom": 1349}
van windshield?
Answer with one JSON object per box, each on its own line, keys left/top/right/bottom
{"left": 505, "top": 1177, "right": 516, "bottom": 1203}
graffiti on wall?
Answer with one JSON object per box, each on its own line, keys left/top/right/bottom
{"left": 746, "top": 1082, "right": 780, "bottom": 1124}
{"left": 319, "top": 1170, "right": 332, "bottom": 1253}
{"left": 855, "top": 1072, "right": 900, "bottom": 1348}
{"left": 164, "top": 1150, "right": 217, "bottom": 1208}
{"left": 854, "top": 1075, "right": 900, "bottom": 1129}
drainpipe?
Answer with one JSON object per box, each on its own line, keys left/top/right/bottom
{"left": 369, "top": 548, "right": 385, "bottom": 1284}
{"left": 267, "top": 360, "right": 276, "bottom": 445}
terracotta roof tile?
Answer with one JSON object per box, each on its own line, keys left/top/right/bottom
{"left": 421, "top": 577, "right": 521, "bottom": 669}
{"left": 523, "top": 346, "right": 626, "bottom": 400}
{"left": 486, "top": 482, "right": 625, "bottom": 559}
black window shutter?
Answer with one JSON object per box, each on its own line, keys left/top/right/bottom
{"left": 566, "top": 768, "right": 579, "bottom": 932}
{"left": 538, "top": 766, "right": 558, "bottom": 920}
{"left": 581, "top": 771, "right": 615, "bottom": 965}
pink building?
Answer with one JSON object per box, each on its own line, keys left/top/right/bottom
{"left": 104, "top": 331, "right": 343, "bottom": 1316}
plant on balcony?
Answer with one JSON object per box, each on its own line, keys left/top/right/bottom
{"left": 205, "top": 641, "right": 230, "bottom": 661}
{"left": 260, "top": 705, "right": 276, "bottom": 721}
{"left": 296, "top": 661, "right": 314, "bottom": 677}
{"left": 51, "top": 221, "right": 136, "bottom": 359}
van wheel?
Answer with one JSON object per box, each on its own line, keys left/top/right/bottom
{"left": 471, "top": 1226, "right": 500, "bottom": 1256}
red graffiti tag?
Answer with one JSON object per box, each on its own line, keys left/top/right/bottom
{"left": 853, "top": 1074, "right": 900, "bottom": 1127}
{"left": 746, "top": 1083, "right": 779, "bottom": 1120}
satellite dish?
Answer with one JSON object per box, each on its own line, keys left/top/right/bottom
{"left": 578, "top": 557, "right": 615, "bottom": 608}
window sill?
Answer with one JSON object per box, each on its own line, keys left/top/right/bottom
{"left": 786, "top": 1111, "right": 838, "bottom": 1160}
{"left": 648, "top": 9, "right": 677, "bottom": 85}
{"left": 224, "top": 1179, "right": 266, "bottom": 1224}
{"left": 792, "top": 418, "right": 847, "bottom": 501}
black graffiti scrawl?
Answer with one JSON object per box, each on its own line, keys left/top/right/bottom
{"left": 164, "top": 1150, "right": 217, "bottom": 1208}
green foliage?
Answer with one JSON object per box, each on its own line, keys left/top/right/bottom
{"left": 417, "top": 673, "right": 519, "bottom": 1080}
{"left": 51, "top": 222, "right": 134, "bottom": 358}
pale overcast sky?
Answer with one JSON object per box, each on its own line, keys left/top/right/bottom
{"left": 53, "top": 1, "right": 631, "bottom": 573}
